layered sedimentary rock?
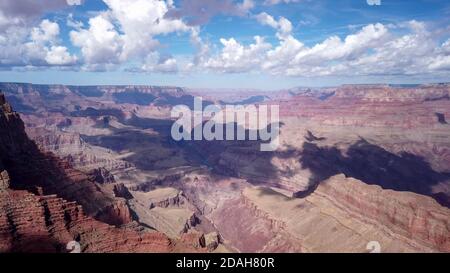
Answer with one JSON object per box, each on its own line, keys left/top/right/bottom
{"left": 2, "top": 83, "right": 450, "bottom": 253}
{"left": 128, "top": 188, "right": 199, "bottom": 238}
{"left": 313, "top": 175, "right": 450, "bottom": 252}
{"left": 170, "top": 168, "right": 450, "bottom": 253}
{"left": 277, "top": 84, "right": 450, "bottom": 129}
{"left": 0, "top": 93, "right": 205, "bottom": 253}
{"left": 0, "top": 92, "right": 126, "bottom": 222}
{"left": 208, "top": 175, "right": 450, "bottom": 253}
{"left": 26, "top": 126, "right": 132, "bottom": 173}
{"left": 0, "top": 188, "right": 203, "bottom": 253}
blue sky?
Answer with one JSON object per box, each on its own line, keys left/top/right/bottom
{"left": 0, "top": 0, "right": 449, "bottom": 89}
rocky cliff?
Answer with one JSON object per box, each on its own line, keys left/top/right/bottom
{"left": 0, "top": 92, "right": 122, "bottom": 220}
{"left": 0, "top": 92, "right": 204, "bottom": 252}
{"left": 0, "top": 188, "right": 204, "bottom": 253}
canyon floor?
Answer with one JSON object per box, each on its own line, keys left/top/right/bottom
{"left": 1, "top": 82, "right": 449, "bottom": 253}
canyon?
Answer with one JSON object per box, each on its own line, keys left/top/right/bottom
{"left": 0, "top": 82, "right": 449, "bottom": 252}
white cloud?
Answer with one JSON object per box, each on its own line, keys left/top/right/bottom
{"left": 46, "top": 46, "right": 78, "bottom": 65}
{"left": 263, "top": 35, "right": 304, "bottom": 73}
{"left": 140, "top": 52, "right": 178, "bottom": 73}
{"left": 0, "top": 0, "right": 448, "bottom": 80}
{"left": 70, "top": 0, "right": 191, "bottom": 71}
{"left": 0, "top": 19, "right": 76, "bottom": 67}
{"left": 203, "top": 36, "right": 272, "bottom": 73}
{"left": 0, "top": 0, "right": 79, "bottom": 68}
{"left": 255, "top": 12, "right": 292, "bottom": 39}
{"left": 200, "top": 20, "right": 450, "bottom": 77}
{"left": 70, "top": 13, "right": 124, "bottom": 69}
{"left": 27, "top": 20, "right": 77, "bottom": 66}
{"left": 293, "top": 23, "right": 388, "bottom": 65}
{"left": 255, "top": 12, "right": 279, "bottom": 29}
{"left": 30, "top": 19, "right": 60, "bottom": 44}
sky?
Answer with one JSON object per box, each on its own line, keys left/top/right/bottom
{"left": 0, "top": 0, "right": 449, "bottom": 90}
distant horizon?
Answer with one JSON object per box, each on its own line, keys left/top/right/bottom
{"left": 0, "top": 80, "right": 449, "bottom": 93}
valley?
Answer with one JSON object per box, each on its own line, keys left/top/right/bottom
{"left": 1, "top": 82, "right": 449, "bottom": 252}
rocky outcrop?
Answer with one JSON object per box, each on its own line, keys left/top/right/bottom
{"left": 0, "top": 157, "right": 9, "bottom": 191}
{"left": 113, "top": 183, "right": 133, "bottom": 199}
{"left": 0, "top": 189, "right": 203, "bottom": 253}
{"left": 95, "top": 199, "right": 133, "bottom": 227}
{"left": 127, "top": 187, "right": 203, "bottom": 237}
{"left": 26, "top": 126, "right": 132, "bottom": 173}
{"left": 88, "top": 167, "right": 116, "bottom": 184}
{"left": 0, "top": 92, "right": 123, "bottom": 219}
{"left": 0, "top": 170, "right": 10, "bottom": 191}
{"left": 148, "top": 188, "right": 186, "bottom": 209}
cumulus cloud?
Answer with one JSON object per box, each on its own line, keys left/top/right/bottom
{"left": 0, "top": 19, "right": 76, "bottom": 68}
{"left": 0, "top": 0, "right": 79, "bottom": 68}
{"left": 70, "top": 13, "right": 123, "bottom": 70}
{"left": 255, "top": 12, "right": 293, "bottom": 39}
{"left": 140, "top": 52, "right": 178, "bottom": 73}
{"left": 70, "top": 0, "right": 191, "bottom": 71}
{"left": 200, "top": 20, "right": 450, "bottom": 77}
{"left": 46, "top": 46, "right": 78, "bottom": 65}
{"left": 203, "top": 36, "right": 272, "bottom": 73}
{"left": 30, "top": 19, "right": 60, "bottom": 44}
{"left": 0, "top": 0, "right": 449, "bottom": 79}
{"left": 26, "top": 19, "right": 77, "bottom": 66}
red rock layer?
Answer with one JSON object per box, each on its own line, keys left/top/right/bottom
{"left": 276, "top": 85, "right": 450, "bottom": 129}
{"left": 0, "top": 93, "right": 130, "bottom": 224}
{"left": 0, "top": 188, "right": 203, "bottom": 253}
{"left": 0, "top": 93, "right": 205, "bottom": 252}
{"left": 316, "top": 175, "right": 450, "bottom": 252}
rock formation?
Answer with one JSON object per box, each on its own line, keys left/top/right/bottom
{"left": 0, "top": 92, "right": 124, "bottom": 222}
{"left": 0, "top": 92, "right": 205, "bottom": 253}
{"left": 0, "top": 188, "right": 203, "bottom": 253}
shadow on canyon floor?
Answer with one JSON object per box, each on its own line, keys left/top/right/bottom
{"left": 82, "top": 115, "right": 192, "bottom": 171}
{"left": 297, "top": 139, "right": 450, "bottom": 207}
{"left": 74, "top": 111, "right": 450, "bottom": 208}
